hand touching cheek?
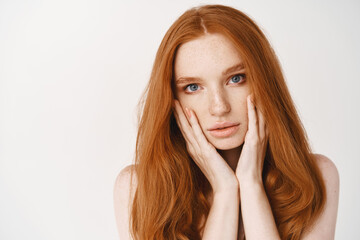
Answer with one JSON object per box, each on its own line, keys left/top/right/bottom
{"left": 173, "top": 100, "right": 239, "bottom": 194}
{"left": 235, "top": 94, "right": 269, "bottom": 183}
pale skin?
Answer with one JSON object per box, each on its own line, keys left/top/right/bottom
{"left": 113, "top": 33, "right": 339, "bottom": 239}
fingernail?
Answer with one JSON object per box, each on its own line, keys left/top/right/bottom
{"left": 185, "top": 107, "right": 191, "bottom": 118}
{"left": 250, "top": 95, "right": 254, "bottom": 103}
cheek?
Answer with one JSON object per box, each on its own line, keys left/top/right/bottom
{"left": 183, "top": 103, "right": 208, "bottom": 130}
{"left": 177, "top": 99, "right": 204, "bottom": 124}
{"left": 231, "top": 96, "right": 249, "bottom": 118}
{"left": 177, "top": 95, "right": 202, "bottom": 113}
{"left": 190, "top": 106, "right": 207, "bottom": 124}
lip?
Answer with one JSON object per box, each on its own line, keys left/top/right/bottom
{"left": 207, "top": 122, "right": 240, "bottom": 138}
{"left": 207, "top": 122, "right": 240, "bottom": 131}
{"left": 208, "top": 125, "right": 240, "bottom": 138}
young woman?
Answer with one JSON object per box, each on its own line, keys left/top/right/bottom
{"left": 113, "top": 4, "right": 339, "bottom": 240}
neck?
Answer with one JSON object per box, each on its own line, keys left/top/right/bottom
{"left": 217, "top": 144, "right": 243, "bottom": 172}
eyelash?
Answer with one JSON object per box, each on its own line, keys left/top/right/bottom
{"left": 183, "top": 74, "right": 246, "bottom": 93}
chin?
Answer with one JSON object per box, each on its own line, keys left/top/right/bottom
{"left": 210, "top": 137, "right": 244, "bottom": 150}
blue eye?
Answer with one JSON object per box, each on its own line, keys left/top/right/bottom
{"left": 230, "top": 74, "right": 245, "bottom": 83}
{"left": 183, "top": 75, "right": 245, "bottom": 93}
{"left": 185, "top": 84, "right": 199, "bottom": 92}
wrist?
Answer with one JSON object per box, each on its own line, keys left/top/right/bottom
{"left": 237, "top": 174, "right": 263, "bottom": 187}
{"left": 238, "top": 178, "right": 264, "bottom": 201}
{"left": 213, "top": 186, "right": 240, "bottom": 201}
{"left": 212, "top": 177, "right": 240, "bottom": 196}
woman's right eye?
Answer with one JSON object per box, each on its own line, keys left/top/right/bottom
{"left": 184, "top": 84, "right": 199, "bottom": 93}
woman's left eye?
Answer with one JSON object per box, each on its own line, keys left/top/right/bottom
{"left": 229, "top": 74, "right": 246, "bottom": 84}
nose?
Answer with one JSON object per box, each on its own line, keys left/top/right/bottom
{"left": 208, "top": 88, "right": 231, "bottom": 116}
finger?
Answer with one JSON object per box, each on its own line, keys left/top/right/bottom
{"left": 247, "top": 94, "right": 259, "bottom": 136}
{"left": 174, "top": 100, "right": 200, "bottom": 149}
{"left": 257, "top": 107, "right": 266, "bottom": 140}
{"left": 173, "top": 101, "right": 192, "bottom": 139}
{"left": 173, "top": 107, "right": 192, "bottom": 143}
{"left": 187, "top": 108, "right": 213, "bottom": 150}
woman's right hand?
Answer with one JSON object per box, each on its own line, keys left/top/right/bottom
{"left": 173, "top": 100, "right": 239, "bottom": 194}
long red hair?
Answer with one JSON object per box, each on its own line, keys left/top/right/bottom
{"left": 130, "top": 4, "right": 326, "bottom": 240}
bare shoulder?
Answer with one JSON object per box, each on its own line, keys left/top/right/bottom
{"left": 114, "top": 164, "right": 138, "bottom": 206}
{"left": 301, "top": 154, "right": 339, "bottom": 239}
{"left": 312, "top": 153, "right": 340, "bottom": 207}
{"left": 113, "top": 164, "right": 138, "bottom": 240}
{"left": 312, "top": 153, "right": 340, "bottom": 187}
{"left": 114, "top": 164, "right": 137, "bottom": 189}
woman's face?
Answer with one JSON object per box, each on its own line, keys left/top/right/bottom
{"left": 174, "top": 33, "right": 251, "bottom": 150}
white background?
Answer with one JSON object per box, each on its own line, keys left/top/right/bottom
{"left": 0, "top": 0, "right": 359, "bottom": 239}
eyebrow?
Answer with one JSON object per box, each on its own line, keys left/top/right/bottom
{"left": 175, "top": 62, "right": 245, "bottom": 84}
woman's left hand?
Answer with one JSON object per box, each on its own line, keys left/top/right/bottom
{"left": 235, "top": 93, "right": 269, "bottom": 183}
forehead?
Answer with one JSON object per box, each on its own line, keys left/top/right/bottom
{"left": 174, "top": 33, "right": 243, "bottom": 78}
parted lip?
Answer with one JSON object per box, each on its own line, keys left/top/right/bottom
{"left": 207, "top": 122, "right": 240, "bottom": 131}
